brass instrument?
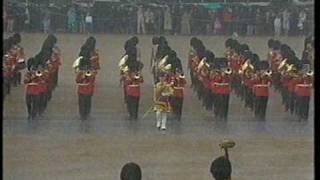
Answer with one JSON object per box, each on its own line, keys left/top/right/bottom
{"left": 197, "top": 57, "right": 206, "bottom": 71}
{"left": 263, "top": 69, "right": 272, "bottom": 77}
{"left": 118, "top": 55, "right": 128, "bottom": 69}
{"left": 178, "top": 73, "right": 185, "bottom": 79}
{"left": 134, "top": 72, "right": 141, "bottom": 79}
{"left": 85, "top": 70, "right": 92, "bottom": 77}
{"left": 35, "top": 70, "right": 43, "bottom": 77}
{"left": 277, "top": 58, "right": 287, "bottom": 71}
{"left": 306, "top": 70, "right": 314, "bottom": 76}
{"left": 239, "top": 60, "right": 254, "bottom": 75}
{"left": 224, "top": 67, "right": 232, "bottom": 75}
{"left": 158, "top": 55, "right": 168, "bottom": 69}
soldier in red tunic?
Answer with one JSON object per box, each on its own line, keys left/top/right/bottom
{"left": 76, "top": 66, "right": 97, "bottom": 120}
{"left": 125, "top": 69, "right": 144, "bottom": 120}
{"left": 170, "top": 70, "right": 187, "bottom": 121}
{"left": 212, "top": 63, "right": 232, "bottom": 120}
{"left": 252, "top": 61, "right": 272, "bottom": 120}
{"left": 294, "top": 70, "right": 313, "bottom": 120}
{"left": 9, "top": 33, "right": 26, "bottom": 86}
{"left": 24, "top": 61, "right": 42, "bottom": 120}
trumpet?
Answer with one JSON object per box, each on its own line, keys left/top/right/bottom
{"left": 306, "top": 70, "right": 314, "bottom": 76}
{"left": 224, "top": 67, "right": 232, "bottom": 75}
{"left": 35, "top": 70, "right": 43, "bottom": 77}
{"left": 263, "top": 69, "right": 272, "bottom": 77}
{"left": 178, "top": 73, "right": 185, "bottom": 79}
{"left": 134, "top": 72, "right": 141, "bottom": 79}
{"left": 85, "top": 70, "right": 92, "bottom": 77}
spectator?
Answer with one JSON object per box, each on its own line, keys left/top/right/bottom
{"left": 298, "top": 8, "right": 307, "bottom": 35}
{"left": 120, "top": 162, "right": 142, "bottom": 180}
{"left": 137, "top": 6, "right": 145, "bottom": 34}
{"left": 6, "top": 4, "right": 15, "bottom": 33}
{"left": 172, "top": 5, "right": 182, "bottom": 35}
{"left": 24, "top": 4, "right": 31, "bottom": 32}
{"left": 127, "top": 6, "right": 136, "bottom": 34}
{"left": 67, "top": 6, "right": 76, "bottom": 33}
{"left": 282, "top": 8, "right": 290, "bottom": 36}
{"left": 222, "top": 7, "right": 233, "bottom": 35}
{"left": 181, "top": 9, "right": 191, "bottom": 35}
{"left": 256, "top": 8, "right": 264, "bottom": 35}
{"left": 163, "top": 6, "right": 172, "bottom": 34}
{"left": 246, "top": 7, "right": 255, "bottom": 36}
{"left": 79, "top": 9, "right": 86, "bottom": 33}
{"left": 85, "top": 11, "right": 93, "bottom": 33}
{"left": 214, "top": 16, "right": 222, "bottom": 35}
{"left": 274, "top": 14, "right": 281, "bottom": 36}
{"left": 42, "top": 9, "right": 51, "bottom": 33}
{"left": 144, "top": 7, "right": 155, "bottom": 34}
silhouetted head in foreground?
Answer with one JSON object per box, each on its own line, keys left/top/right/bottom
{"left": 210, "top": 156, "right": 231, "bottom": 180}
{"left": 120, "top": 162, "right": 142, "bottom": 180}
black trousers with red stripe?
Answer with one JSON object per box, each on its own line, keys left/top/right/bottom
{"left": 78, "top": 94, "right": 92, "bottom": 120}
{"left": 126, "top": 95, "right": 139, "bottom": 120}
{"left": 295, "top": 96, "right": 310, "bottom": 120}
{"left": 170, "top": 97, "right": 183, "bottom": 120}
{"left": 26, "top": 94, "right": 40, "bottom": 119}
{"left": 254, "top": 96, "right": 268, "bottom": 120}
{"left": 215, "top": 94, "right": 230, "bottom": 120}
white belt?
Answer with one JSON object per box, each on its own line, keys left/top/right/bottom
{"left": 296, "top": 84, "right": 312, "bottom": 87}
{"left": 27, "top": 83, "right": 39, "bottom": 85}
{"left": 128, "top": 84, "right": 140, "bottom": 87}
{"left": 77, "top": 83, "right": 90, "bottom": 86}
{"left": 254, "top": 84, "right": 269, "bottom": 87}
{"left": 173, "top": 87, "right": 184, "bottom": 90}
{"left": 17, "top": 59, "right": 25, "bottom": 63}
{"left": 214, "top": 83, "right": 229, "bottom": 86}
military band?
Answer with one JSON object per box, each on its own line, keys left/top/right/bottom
{"left": 4, "top": 34, "right": 313, "bottom": 123}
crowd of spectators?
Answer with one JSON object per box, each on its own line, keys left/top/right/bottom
{"left": 3, "top": 1, "right": 314, "bottom": 36}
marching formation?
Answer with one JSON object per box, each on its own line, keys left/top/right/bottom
{"left": 225, "top": 38, "right": 273, "bottom": 120}
{"left": 23, "top": 34, "right": 62, "bottom": 120}
{"left": 3, "top": 34, "right": 313, "bottom": 123}
{"left": 188, "top": 38, "right": 232, "bottom": 120}
{"left": 267, "top": 38, "right": 314, "bottom": 120}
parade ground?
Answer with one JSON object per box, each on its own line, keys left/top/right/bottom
{"left": 3, "top": 34, "right": 314, "bottom": 180}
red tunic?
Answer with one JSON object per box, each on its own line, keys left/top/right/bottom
{"left": 24, "top": 72, "right": 42, "bottom": 95}
{"left": 294, "top": 77, "right": 313, "bottom": 97}
{"left": 288, "top": 78, "right": 300, "bottom": 93}
{"left": 172, "top": 77, "right": 187, "bottom": 98}
{"left": 76, "top": 73, "right": 96, "bottom": 95}
{"left": 90, "top": 51, "right": 100, "bottom": 70}
{"left": 212, "top": 75, "right": 231, "bottom": 95}
{"left": 253, "top": 78, "right": 271, "bottom": 97}
{"left": 125, "top": 75, "right": 144, "bottom": 97}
